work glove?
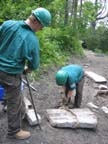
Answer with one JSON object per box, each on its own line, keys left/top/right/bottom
{"left": 23, "top": 67, "right": 32, "bottom": 75}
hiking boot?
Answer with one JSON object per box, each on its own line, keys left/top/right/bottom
{"left": 15, "top": 130, "right": 31, "bottom": 140}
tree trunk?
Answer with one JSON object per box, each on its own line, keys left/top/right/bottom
{"left": 64, "top": 0, "right": 69, "bottom": 25}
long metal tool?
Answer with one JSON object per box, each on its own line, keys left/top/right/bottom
{"left": 24, "top": 74, "right": 41, "bottom": 130}
{"left": 22, "top": 79, "right": 37, "bottom": 92}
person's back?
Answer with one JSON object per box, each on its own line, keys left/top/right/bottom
{"left": 61, "top": 64, "right": 84, "bottom": 83}
{"left": 0, "top": 20, "right": 40, "bottom": 74}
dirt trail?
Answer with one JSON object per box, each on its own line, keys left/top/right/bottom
{"left": 0, "top": 50, "right": 108, "bottom": 144}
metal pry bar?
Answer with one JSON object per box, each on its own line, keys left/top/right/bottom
{"left": 24, "top": 75, "right": 41, "bottom": 130}
{"left": 22, "top": 79, "right": 37, "bottom": 92}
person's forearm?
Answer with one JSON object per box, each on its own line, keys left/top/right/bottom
{"left": 67, "top": 90, "right": 73, "bottom": 97}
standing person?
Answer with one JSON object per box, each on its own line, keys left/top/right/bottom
{"left": 55, "top": 64, "right": 84, "bottom": 108}
{"left": 0, "top": 7, "right": 51, "bottom": 140}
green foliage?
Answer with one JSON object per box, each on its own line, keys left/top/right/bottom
{"left": 78, "top": 1, "right": 102, "bottom": 31}
{"left": 83, "top": 26, "right": 108, "bottom": 54}
{"left": 48, "top": 27, "right": 72, "bottom": 51}
{"left": 38, "top": 26, "right": 84, "bottom": 56}
{"left": 37, "top": 27, "right": 68, "bottom": 67}
{"left": 98, "top": 28, "right": 108, "bottom": 53}
{"left": 0, "top": 0, "right": 38, "bottom": 21}
{"left": 71, "top": 37, "right": 84, "bottom": 55}
{"left": 49, "top": 0, "right": 65, "bottom": 27}
{"left": 82, "top": 1, "right": 99, "bottom": 23}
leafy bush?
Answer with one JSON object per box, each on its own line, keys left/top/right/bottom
{"left": 37, "top": 28, "right": 68, "bottom": 67}
{"left": 41, "top": 26, "right": 83, "bottom": 54}
{"left": 83, "top": 26, "right": 108, "bottom": 54}
{"left": 98, "top": 29, "right": 108, "bottom": 53}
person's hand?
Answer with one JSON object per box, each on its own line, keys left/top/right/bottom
{"left": 23, "top": 67, "right": 32, "bottom": 75}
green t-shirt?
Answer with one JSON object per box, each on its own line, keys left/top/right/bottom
{"left": 0, "top": 20, "right": 40, "bottom": 74}
{"left": 61, "top": 65, "right": 84, "bottom": 90}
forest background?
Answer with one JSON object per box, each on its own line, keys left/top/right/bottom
{"left": 0, "top": 0, "right": 108, "bottom": 79}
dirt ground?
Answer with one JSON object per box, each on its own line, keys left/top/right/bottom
{"left": 0, "top": 50, "right": 108, "bottom": 144}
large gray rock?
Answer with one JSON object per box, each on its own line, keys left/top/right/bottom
{"left": 85, "top": 71, "right": 107, "bottom": 83}
{"left": 23, "top": 96, "right": 41, "bottom": 126}
{"left": 46, "top": 108, "right": 97, "bottom": 129}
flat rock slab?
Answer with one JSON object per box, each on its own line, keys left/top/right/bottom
{"left": 85, "top": 71, "right": 107, "bottom": 83}
{"left": 101, "top": 106, "right": 108, "bottom": 116}
{"left": 46, "top": 108, "right": 97, "bottom": 129}
{"left": 23, "top": 96, "right": 41, "bottom": 126}
{"left": 26, "top": 109, "right": 41, "bottom": 126}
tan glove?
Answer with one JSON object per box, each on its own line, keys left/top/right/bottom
{"left": 23, "top": 66, "right": 32, "bottom": 74}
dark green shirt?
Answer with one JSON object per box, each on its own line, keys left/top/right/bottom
{"left": 61, "top": 65, "right": 84, "bottom": 90}
{"left": 0, "top": 20, "right": 40, "bottom": 74}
